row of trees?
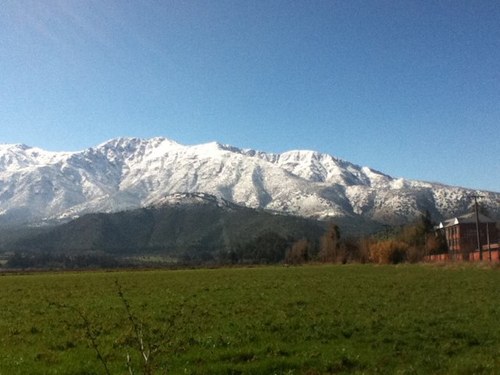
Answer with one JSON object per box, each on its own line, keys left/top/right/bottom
{"left": 5, "top": 252, "right": 127, "bottom": 269}
{"left": 285, "top": 213, "right": 448, "bottom": 265}
{"left": 363, "top": 214, "right": 447, "bottom": 263}
{"left": 218, "top": 223, "right": 349, "bottom": 265}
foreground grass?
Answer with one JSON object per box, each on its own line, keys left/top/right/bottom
{"left": 0, "top": 264, "right": 499, "bottom": 374}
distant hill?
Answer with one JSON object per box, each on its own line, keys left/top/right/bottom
{"left": 1, "top": 137, "right": 498, "bottom": 228}
{"left": 8, "top": 193, "right": 368, "bottom": 263}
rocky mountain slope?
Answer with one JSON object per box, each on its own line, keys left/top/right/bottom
{"left": 0, "top": 137, "right": 498, "bottom": 226}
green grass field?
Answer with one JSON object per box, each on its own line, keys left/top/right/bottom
{"left": 0, "top": 264, "right": 499, "bottom": 374}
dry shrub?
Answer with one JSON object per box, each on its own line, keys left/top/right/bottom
{"left": 285, "top": 239, "right": 310, "bottom": 265}
{"left": 318, "top": 224, "right": 340, "bottom": 262}
{"left": 369, "top": 239, "right": 409, "bottom": 264}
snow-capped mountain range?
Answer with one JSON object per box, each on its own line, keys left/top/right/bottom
{"left": 0, "top": 137, "right": 498, "bottom": 226}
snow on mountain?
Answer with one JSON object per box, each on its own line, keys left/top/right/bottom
{"left": 0, "top": 137, "right": 498, "bottom": 226}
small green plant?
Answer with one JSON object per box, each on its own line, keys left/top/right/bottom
{"left": 47, "top": 300, "right": 112, "bottom": 375}
{"left": 49, "top": 280, "right": 158, "bottom": 374}
{"left": 115, "top": 280, "right": 155, "bottom": 375}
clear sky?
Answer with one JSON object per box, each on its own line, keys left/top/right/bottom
{"left": 1, "top": 1, "right": 499, "bottom": 192}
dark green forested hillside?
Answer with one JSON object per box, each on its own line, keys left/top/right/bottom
{"left": 4, "top": 201, "right": 331, "bottom": 263}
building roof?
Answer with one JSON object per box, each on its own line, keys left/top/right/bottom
{"left": 438, "top": 212, "right": 496, "bottom": 229}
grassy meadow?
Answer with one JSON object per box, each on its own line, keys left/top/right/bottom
{"left": 0, "top": 264, "right": 499, "bottom": 374}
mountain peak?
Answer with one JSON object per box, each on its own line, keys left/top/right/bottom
{"left": 0, "top": 143, "right": 31, "bottom": 152}
{"left": 96, "top": 136, "right": 180, "bottom": 150}
{"left": 154, "top": 192, "right": 236, "bottom": 209}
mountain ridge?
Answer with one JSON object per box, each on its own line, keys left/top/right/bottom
{"left": 0, "top": 136, "right": 498, "bottom": 226}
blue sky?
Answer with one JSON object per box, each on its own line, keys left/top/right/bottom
{"left": 0, "top": 0, "right": 499, "bottom": 192}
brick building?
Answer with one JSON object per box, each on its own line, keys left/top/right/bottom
{"left": 436, "top": 212, "right": 498, "bottom": 258}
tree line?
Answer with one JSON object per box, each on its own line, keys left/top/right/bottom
{"left": 217, "top": 213, "right": 446, "bottom": 265}
{"left": 4, "top": 252, "right": 129, "bottom": 269}
{"left": 283, "top": 212, "right": 447, "bottom": 265}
